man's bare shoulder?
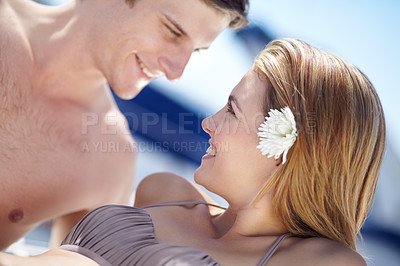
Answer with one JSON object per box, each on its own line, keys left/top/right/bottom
{"left": 279, "top": 236, "right": 366, "bottom": 266}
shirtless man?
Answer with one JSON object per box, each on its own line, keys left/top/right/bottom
{"left": 0, "top": 0, "right": 248, "bottom": 249}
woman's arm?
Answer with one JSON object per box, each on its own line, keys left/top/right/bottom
{"left": 0, "top": 249, "right": 99, "bottom": 266}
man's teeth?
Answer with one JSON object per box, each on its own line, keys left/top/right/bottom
{"left": 139, "top": 61, "right": 154, "bottom": 78}
{"left": 206, "top": 146, "right": 216, "bottom": 156}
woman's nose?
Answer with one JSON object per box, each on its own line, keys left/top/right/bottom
{"left": 202, "top": 115, "right": 216, "bottom": 135}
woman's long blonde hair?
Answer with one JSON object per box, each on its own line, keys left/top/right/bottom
{"left": 254, "top": 39, "right": 386, "bottom": 250}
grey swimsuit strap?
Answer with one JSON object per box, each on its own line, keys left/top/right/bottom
{"left": 257, "top": 233, "right": 294, "bottom": 265}
{"left": 142, "top": 200, "right": 227, "bottom": 210}
{"left": 144, "top": 201, "right": 292, "bottom": 266}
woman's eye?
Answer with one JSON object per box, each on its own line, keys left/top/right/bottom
{"left": 226, "top": 102, "right": 236, "bottom": 116}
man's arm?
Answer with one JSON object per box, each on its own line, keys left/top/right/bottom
{"left": 0, "top": 249, "right": 99, "bottom": 266}
{"left": 49, "top": 210, "right": 89, "bottom": 248}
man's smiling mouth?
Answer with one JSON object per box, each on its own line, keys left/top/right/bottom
{"left": 137, "top": 55, "right": 160, "bottom": 79}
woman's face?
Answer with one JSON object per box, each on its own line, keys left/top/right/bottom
{"left": 194, "top": 69, "right": 280, "bottom": 207}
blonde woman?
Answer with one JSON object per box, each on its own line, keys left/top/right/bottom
{"left": 0, "top": 39, "right": 385, "bottom": 265}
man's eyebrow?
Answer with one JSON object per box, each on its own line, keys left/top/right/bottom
{"left": 229, "top": 95, "right": 242, "bottom": 112}
{"left": 163, "top": 14, "right": 188, "bottom": 37}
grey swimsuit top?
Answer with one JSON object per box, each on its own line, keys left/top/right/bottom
{"left": 60, "top": 201, "right": 293, "bottom": 266}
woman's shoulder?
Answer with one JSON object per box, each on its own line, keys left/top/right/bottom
{"left": 279, "top": 236, "right": 366, "bottom": 266}
{"left": 134, "top": 172, "right": 218, "bottom": 208}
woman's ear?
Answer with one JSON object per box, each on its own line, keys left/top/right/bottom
{"left": 264, "top": 156, "right": 282, "bottom": 179}
{"left": 275, "top": 156, "right": 283, "bottom": 166}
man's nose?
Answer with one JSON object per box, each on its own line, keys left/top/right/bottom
{"left": 159, "top": 47, "right": 192, "bottom": 81}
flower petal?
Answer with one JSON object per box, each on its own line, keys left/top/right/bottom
{"left": 257, "top": 106, "right": 297, "bottom": 164}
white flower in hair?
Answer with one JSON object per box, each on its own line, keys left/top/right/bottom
{"left": 257, "top": 106, "right": 297, "bottom": 164}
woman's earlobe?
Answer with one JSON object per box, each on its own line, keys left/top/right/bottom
{"left": 275, "top": 156, "right": 283, "bottom": 166}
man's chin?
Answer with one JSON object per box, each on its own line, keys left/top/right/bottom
{"left": 111, "top": 85, "right": 145, "bottom": 100}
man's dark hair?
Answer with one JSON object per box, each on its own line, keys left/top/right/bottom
{"left": 125, "top": 0, "right": 249, "bottom": 30}
{"left": 202, "top": 0, "right": 249, "bottom": 29}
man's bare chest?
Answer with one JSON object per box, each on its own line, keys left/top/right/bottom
{"left": 0, "top": 97, "right": 136, "bottom": 181}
